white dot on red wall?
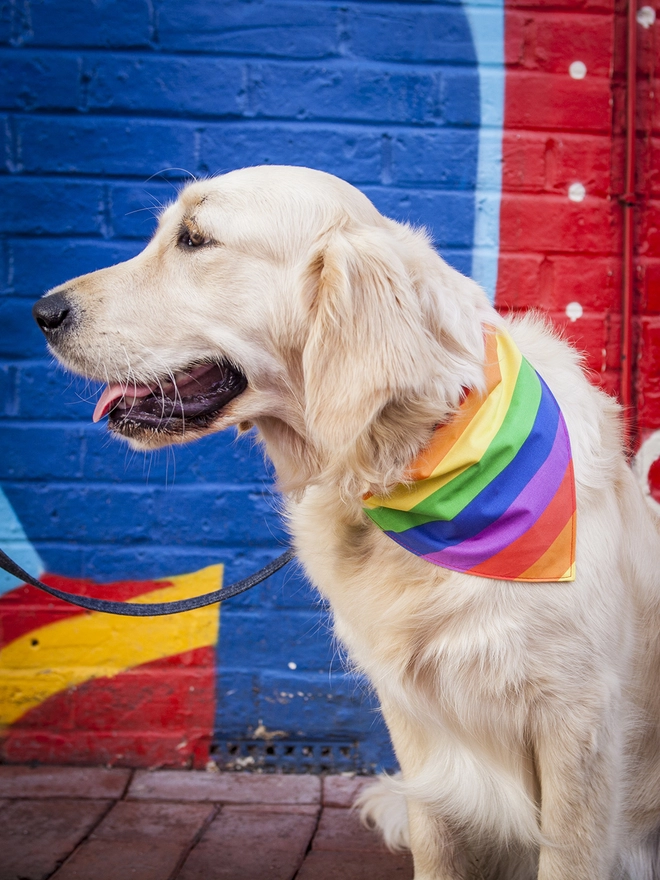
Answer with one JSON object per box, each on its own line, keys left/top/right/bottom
{"left": 569, "top": 61, "right": 587, "bottom": 79}
{"left": 637, "top": 6, "right": 656, "bottom": 28}
{"left": 569, "top": 182, "right": 586, "bottom": 202}
{"left": 565, "top": 302, "right": 583, "bottom": 322}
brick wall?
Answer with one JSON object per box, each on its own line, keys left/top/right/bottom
{"left": 1, "top": 0, "right": 657, "bottom": 772}
{"left": 495, "top": 0, "right": 622, "bottom": 398}
{"left": 495, "top": 0, "right": 660, "bottom": 507}
{"left": 0, "top": 0, "right": 484, "bottom": 771}
{"left": 632, "top": 0, "right": 660, "bottom": 502}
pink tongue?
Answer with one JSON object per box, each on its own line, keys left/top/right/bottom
{"left": 93, "top": 383, "right": 154, "bottom": 423}
{"left": 92, "top": 365, "right": 217, "bottom": 423}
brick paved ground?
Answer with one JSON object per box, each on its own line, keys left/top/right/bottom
{"left": 0, "top": 766, "right": 413, "bottom": 879}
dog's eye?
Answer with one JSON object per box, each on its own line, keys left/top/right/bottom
{"left": 178, "top": 228, "right": 211, "bottom": 249}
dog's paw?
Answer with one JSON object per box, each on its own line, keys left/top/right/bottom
{"left": 354, "top": 773, "right": 410, "bottom": 852}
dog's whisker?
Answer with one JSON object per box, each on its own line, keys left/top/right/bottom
{"left": 163, "top": 364, "right": 187, "bottom": 439}
{"left": 124, "top": 205, "right": 165, "bottom": 217}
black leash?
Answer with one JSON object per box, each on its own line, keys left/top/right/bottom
{"left": 0, "top": 546, "right": 295, "bottom": 616}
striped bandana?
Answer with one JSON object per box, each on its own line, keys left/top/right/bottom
{"left": 364, "top": 326, "right": 576, "bottom": 582}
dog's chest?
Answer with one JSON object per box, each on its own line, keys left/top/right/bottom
{"left": 291, "top": 492, "right": 533, "bottom": 727}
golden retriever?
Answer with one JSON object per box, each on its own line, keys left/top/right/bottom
{"left": 33, "top": 166, "right": 660, "bottom": 879}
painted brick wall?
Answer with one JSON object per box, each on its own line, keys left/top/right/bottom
{"left": 0, "top": 0, "right": 485, "bottom": 771}
{"left": 495, "top": 0, "right": 622, "bottom": 398}
{"left": 494, "top": 0, "right": 660, "bottom": 510}
{"left": 2, "top": 0, "right": 656, "bottom": 772}
{"left": 632, "top": 1, "right": 660, "bottom": 505}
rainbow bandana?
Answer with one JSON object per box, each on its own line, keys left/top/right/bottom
{"left": 364, "top": 326, "right": 576, "bottom": 582}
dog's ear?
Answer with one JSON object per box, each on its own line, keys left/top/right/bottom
{"left": 302, "top": 222, "right": 435, "bottom": 454}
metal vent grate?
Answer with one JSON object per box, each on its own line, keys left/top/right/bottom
{"left": 212, "top": 739, "right": 360, "bottom": 774}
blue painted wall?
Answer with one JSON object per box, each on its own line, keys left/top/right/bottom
{"left": 0, "top": 0, "right": 483, "bottom": 772}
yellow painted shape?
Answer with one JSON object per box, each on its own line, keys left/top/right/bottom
{"left": 0, "top": 564, "right": 222, "bottom": 728}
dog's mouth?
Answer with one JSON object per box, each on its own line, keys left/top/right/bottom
{"left": 93, "top": 361, "right": 248, "bottom": 436}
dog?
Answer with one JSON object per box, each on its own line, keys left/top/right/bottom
{"left": 33, "top": 166, "right": 660, "bottom": 879}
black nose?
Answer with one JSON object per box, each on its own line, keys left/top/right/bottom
{"left": 32, "top": 291, "right": 75, "bottom": 336}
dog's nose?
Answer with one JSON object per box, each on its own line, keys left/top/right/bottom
{"left": 32, "top": 291, "right": 75, "bottom": 336}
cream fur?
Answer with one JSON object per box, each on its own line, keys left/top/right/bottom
{"left": 41, "top": 166, "right": 660, "bottom": 879}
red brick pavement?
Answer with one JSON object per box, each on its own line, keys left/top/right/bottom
{"left": 0, "top": 766, "right": 413, "bottom": 880}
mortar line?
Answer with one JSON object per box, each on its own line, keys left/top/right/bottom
{"left": 168, "top": 802, "right": 222, "bottom": 880}
{"left": 42, "top": 794, "right": 119, "bottom": 879}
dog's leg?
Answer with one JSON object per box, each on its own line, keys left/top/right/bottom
{"left": 380, "top": 701, "right": 470, "bottom": 879}
{"left": 407, "top": 800, "right": 470, "bottom": 880}
{"left": 534, "top": 716, "right": 621, "bottom": 880}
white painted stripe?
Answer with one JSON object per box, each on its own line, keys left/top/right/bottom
{"left": 462, "top": 0, "right": 505, "bottom": 303}
{"left": 0, "top": 488, "right": 44, "bottom": 596}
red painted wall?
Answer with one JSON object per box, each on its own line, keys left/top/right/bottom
{"left": 634, "top": 2, "right": 660, "bottom": 499}
{"left": 496, "top": 0, "right": 660, "bottom": 502}
{"left": 496, "top": 0, "right": 622, "bottom": 401}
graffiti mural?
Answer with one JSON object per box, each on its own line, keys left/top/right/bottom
{"left": 0, "top": 0, "right": 486, "bottom": 770}
{"left": 3, "top": 0, "right": 655, "bottom": 771}
{"left": 1, "top": 565, "right": 221, "bottom": 766}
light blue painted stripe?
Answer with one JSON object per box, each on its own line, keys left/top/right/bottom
{"left": 0, "top": 487, "right": 44, "bottom": 596}
{"left": 463, "top": 0, "right": 505, "bottom": 303}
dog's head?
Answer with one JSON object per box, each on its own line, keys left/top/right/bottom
{"left": 34, "top": 166, "right": 490, "bottom": 492}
